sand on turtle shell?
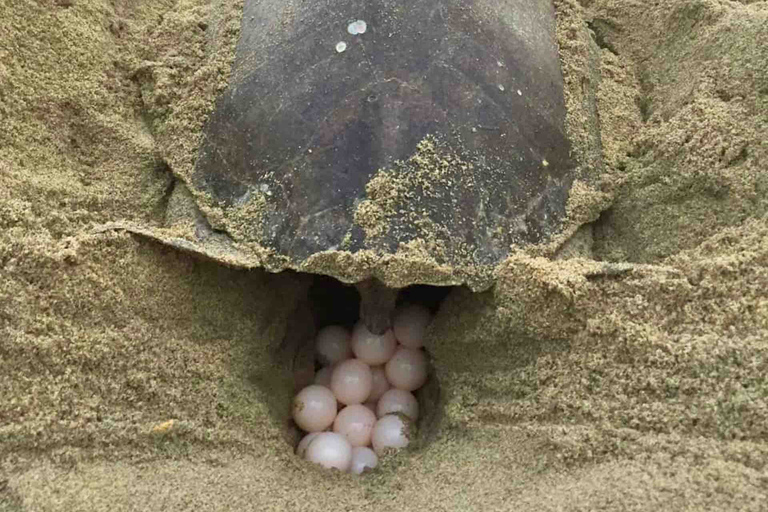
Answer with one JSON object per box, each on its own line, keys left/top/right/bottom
{"left": 1, "top": 0, "right": 767, "bottom": 510}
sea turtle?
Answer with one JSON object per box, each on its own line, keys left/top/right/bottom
{"left": 117, "top": 0, "right": 580, "bottom": 336}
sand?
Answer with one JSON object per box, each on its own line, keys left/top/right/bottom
{"left": 1, "top": 0, "right": 767, "bottom": 510}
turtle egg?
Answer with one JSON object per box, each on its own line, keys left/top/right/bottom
{"left": 292, "top": 384, "right": 337, "bottom": 432}
{"left": 393, "top": 304, "right": 431, "bottom": 349}
{"left": 331, "top": 359, "right": 373, "bottom": 405}
{"left": 371, "top": 414, "right": 411, "bottom": 455}
{"left": 304, "top": 432, "right": 353, "bottom": 471}
{"left": 377, "top": 388, "right": 419, "bottom": 421}
{"left": 349, "top": 446, "right": 378, "bottom": 475}
{"left": 315, "top": 325, "right": 352, "bottom": 366}
{"left": 351, "top": 322, "right": 397, "bottom": 365}
{"left": 368, "top": 365, "right": 391, "bottom": 402}
{"left": 333, "top": 404, "right": 376, "bottom": 447}
{"left": 296, "top": 432, "right": 320, "bottom": 458}
{"left": 385, "top": 347, "right": 428, "bottom": 391}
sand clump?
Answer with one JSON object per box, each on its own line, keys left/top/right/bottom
{"left": 1, "top": 0, "right": 767, "bottom": 510}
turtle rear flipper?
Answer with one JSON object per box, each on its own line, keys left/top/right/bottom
{"left": 355, "top": 279, "right": 399, "bottom": 335}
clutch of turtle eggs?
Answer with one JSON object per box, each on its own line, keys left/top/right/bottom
{"left": 293, "top": 303, "right": 432, "bottom": 475}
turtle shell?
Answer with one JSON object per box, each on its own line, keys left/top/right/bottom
{"left": 190, "top": 0, "right": 577, "bottom": 289}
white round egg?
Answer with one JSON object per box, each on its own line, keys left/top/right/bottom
{"left": 304, "top": 432, "right": 353, "bottom": 471}
{"left": 368, "top": 365, "right": 391, "bottom": 402}
{"left": 393, "top": 304, "right": 431, "bottom": 349}
{"left": 385, "top": 347, "right": 428, "bottom": 391}
{"left": 377, "top": 388, "right": 419, "bottom": 421}
{"left": 330, "top": 359, "right": 373, "bottom": 405}
{"left": 296, "top": 432, "right": 320, "bottom": 458}
{"left": 371, "top": 414, "right": 411, "bottom": 455}
{"left": 351, "top": 322, "right": 397, "bottom": 365}
{"left": 315, "top": 325, "right": 353, "bottom": 366}
{"left": 333, "top": 404, "right": 376, "bottom": 447}
{"left": 349, "top": 446, "right": 378, "bottom": 475}
{"left": 292, "top": 384, "right": 337, "bottom": 432}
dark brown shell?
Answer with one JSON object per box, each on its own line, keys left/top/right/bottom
{"left": 192, "top": 0, "right": 577, "bottom": 282}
